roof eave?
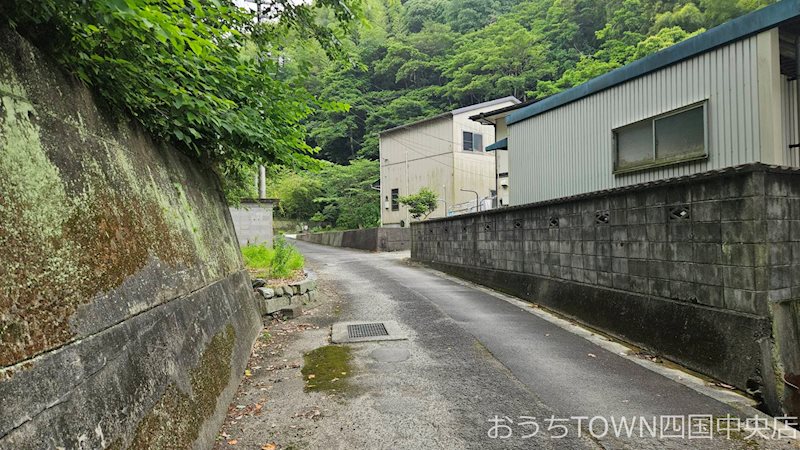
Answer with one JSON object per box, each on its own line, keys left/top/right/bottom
{"left": 469, "top": 114, "right": 496, "bottom": 125}
{"left": 380, "top": 96, "right": 522, "bottom": 135}
{"left": 485, "top": 137, "right": 509, "bottom": 152}
{"left": 451, "top": 96, "right": 521, "bottom": 115}
{"left": 379, "top": 112, "right": 452, "bottom": 136}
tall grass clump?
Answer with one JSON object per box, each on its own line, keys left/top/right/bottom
{"left": 241, "top": 236, "right": 304, "bottom": 279}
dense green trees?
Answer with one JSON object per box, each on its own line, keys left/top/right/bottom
{"left": 442, "top": 16, "right": 555, "bottom": 103}
{"left": 290, "top": 0, "right": 774, "bottom": 166}
{"left": 404, "top": 0, "right": 445, "bottom": 33}
{"left": 263, "top": 0, "right": 772, "bottom": 228}
{"left": 269, "top": 159, "right": 380, "bottom": 230}
{"left": 7, "top": 0, "right": 768, "bottom": 226}
{"left": 2, "top": 0, "right": 363, "bottom": 198}
{"left": 0, "top": 0, "right": 361, "bottom": 163}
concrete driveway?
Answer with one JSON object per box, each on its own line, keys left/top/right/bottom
{"left": 215, "top": 240, "right": 798, "bottom": 449}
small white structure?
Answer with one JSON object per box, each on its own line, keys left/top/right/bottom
{"left": 505, "top": 0, "right": 800, "bottom": 205}
{"left": 379, "top": 97, "right": 520, "bottom": 227}
{"left": 229, "top": 199, "right": 277, "bottom": 247}
{"left": 469, "top": 102, "right": 531, "bottom": 208}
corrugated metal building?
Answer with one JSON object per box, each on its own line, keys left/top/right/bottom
{"left": 506, "top": 0, "right": 800, "bottom": 205}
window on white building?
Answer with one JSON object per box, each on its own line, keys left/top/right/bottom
{"left": 614, "top": 102, "right": 707, "bottom": 173}
{"left": 391, "top": 188, "right": 399, "bottom": 211}
{"left": 463, "top": 131, "right": 483, "bottom": 151}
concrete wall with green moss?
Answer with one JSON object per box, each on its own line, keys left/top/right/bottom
{"left": 0, "top": 28, "right": 261, "bottom": 448}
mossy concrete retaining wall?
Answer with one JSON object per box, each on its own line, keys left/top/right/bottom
{"left": 0, "top": 29, "right": 261, "bottom": 448}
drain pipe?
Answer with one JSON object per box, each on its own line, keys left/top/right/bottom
{"left": 793, "top": 36, "right": 800, "bottom": 155}
{"left": 460, "top": 188, "right": 480, "bottom": 213}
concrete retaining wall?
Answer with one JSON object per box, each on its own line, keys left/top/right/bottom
{"left": 274, "top": 218, "right": 304, "bottom": 234}
{"left": 297, "top": 227, "right": 410, "bottom": 252}
{"left": 411, "top": 163, "right": 800, "bottom": 416}
{"left": 0, "top": 29, "right": 261, "bottom": 448}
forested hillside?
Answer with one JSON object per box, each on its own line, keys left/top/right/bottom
{"left": 269, "top": 0, "right": 772, "bottom": 230}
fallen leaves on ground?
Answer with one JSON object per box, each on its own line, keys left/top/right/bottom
{"left": 227, "top": 401, "right": 266, "bottom": 419}
{"left": 632, "top": 351, "right": 663, "bottom": 363}
{"left": 261, "top": 361, "right": 302, "bottom": 372}
{"left": 215, "top": 303, "right": 332, "bottom": 450}
{"left": 294, "top": 407, "right": 322, "bottom": 421}
{"left": 273, "top": 323, "right": 320, "bottom": 337}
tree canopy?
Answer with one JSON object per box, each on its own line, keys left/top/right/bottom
{"left": 269, "top": 159, "right": 380, "bottom": 230}
{"left": 262, "top": 0, "right": 772, "bottom": 228}
{"left": 1, "top": 0, "right": 363, "bottom": 193}
{"left": 287, "top": 0, "right": 773, "bottom": 164}
{"left": 400, "top": 188, "right": 440, "bottom": 220}
{"left": 3, "top": 0, "right": 773, "bottom": 222}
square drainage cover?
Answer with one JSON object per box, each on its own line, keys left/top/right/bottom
{"left": 331, "top": 320, "right": 407, "bottom": 343}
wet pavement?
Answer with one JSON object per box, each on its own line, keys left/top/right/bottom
{"left": 214, "top": 240, "right": 799, "bottom": 449}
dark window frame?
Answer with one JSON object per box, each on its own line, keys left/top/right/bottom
{"left": 612, "top": 100, "right": 709, "bottom": 175}
{"left": 462, "top": 131, "right": 484, "bottom": 152}
{"left": 391, "top": 188, "right": 399, "bottom": 211}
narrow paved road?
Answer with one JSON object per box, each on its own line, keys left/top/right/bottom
{"left": 224, "top": 239, "right": 797, "bottom": 449}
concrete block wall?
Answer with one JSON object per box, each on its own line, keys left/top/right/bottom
{"left": 412, "top": 164, "right": 800, "bottom": 416}
{"left": 763, "top": 172, "right": 800, "bottom": 417}
{"left": 377, "top": 227, "right": 412, "bottom": 252}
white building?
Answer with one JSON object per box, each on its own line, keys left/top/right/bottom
{"left": 379, "top": 96, "right": 520, "bottom": 227}
{"left": 229, "top": 199, "right": 277, "bottom": 247}
{"left": 502, "top": 0, "right": 800, "bottom": 205}
{"left": 469, "top": 101, "right": 532, "bottom": 208}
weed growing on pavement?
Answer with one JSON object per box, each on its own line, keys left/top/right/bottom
{"left": 302, "top": 345, "right": 352, "bottom": 393}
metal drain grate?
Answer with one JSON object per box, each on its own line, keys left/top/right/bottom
{"left": 332, "top": 320, "right": 406, "bottom": 343}
{"left": 348, "top": 323, "right": 389, "bottom": 339}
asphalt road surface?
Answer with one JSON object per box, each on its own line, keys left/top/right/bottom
{"left": 218, "top": 239, "right": 798, "bottom": 449}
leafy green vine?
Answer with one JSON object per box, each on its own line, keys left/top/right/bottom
{"left": 1, "top": 0, "right": 362, "bottom": 180}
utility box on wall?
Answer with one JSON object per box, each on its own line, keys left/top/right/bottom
{"left": 229, "top": 199, "right": 278, "bottom": 247}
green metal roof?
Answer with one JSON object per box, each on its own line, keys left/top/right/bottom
{"left": 485, "top": 138, "right": 508, "bottom": 152}
{"left": 508, "top": 0, "right": 800, "bottom": 126}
